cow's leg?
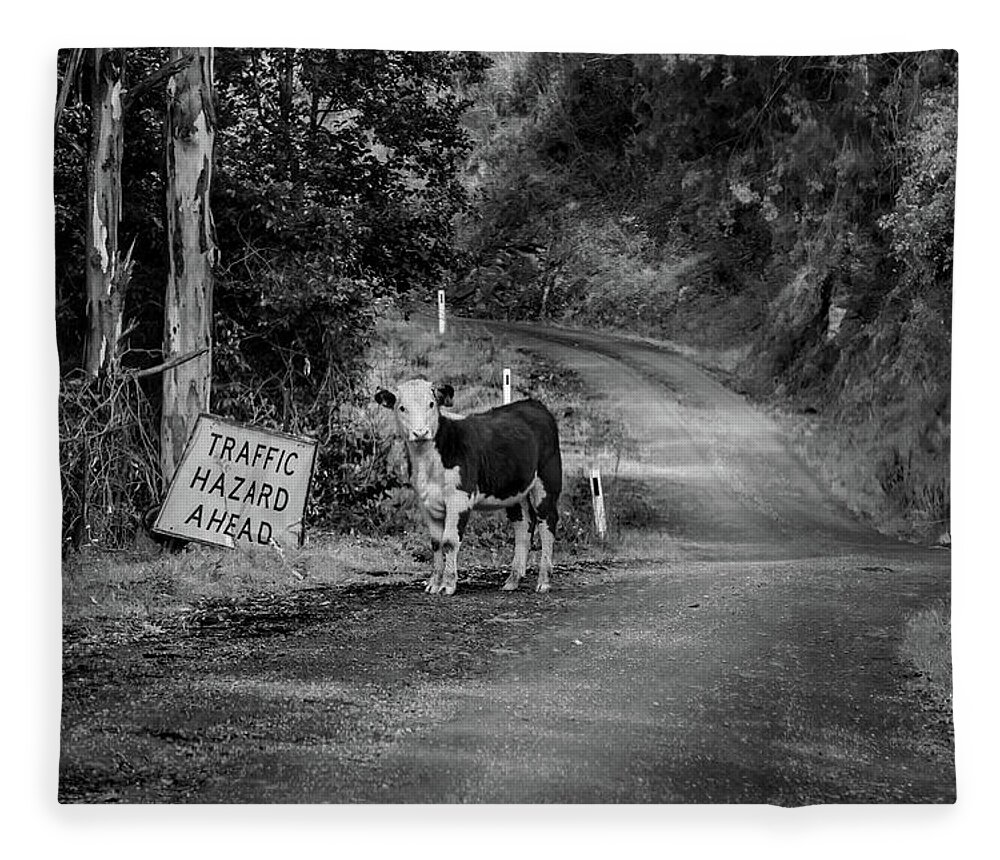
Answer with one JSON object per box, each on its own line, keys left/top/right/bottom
{"left": 425, "top": 516, "right": 445, "bottom": 594}
{"left": 502, "top": 499, "right": 532, "bottom": 591}
{"left": 536, "top": 520, "right": 555, "bottom": 593}
{"left": 531, "top": 484, "right": 558, "bottom": 593}
{"left": 440, "top": 498, "right": 471, "bottom": 596}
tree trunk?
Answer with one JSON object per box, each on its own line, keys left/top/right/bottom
{"left": 83, "top": 48, "right": 125, "bottom": 378}
{"left": 161, "top": 48, "right": 217, "bottom": 486}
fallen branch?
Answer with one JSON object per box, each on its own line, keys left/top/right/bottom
{"left": 130, "top": 346, "right": 209, "bottom": 379}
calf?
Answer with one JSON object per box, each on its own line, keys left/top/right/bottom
{"left": 375, "top": 379, "right": 562, "bottom": 595}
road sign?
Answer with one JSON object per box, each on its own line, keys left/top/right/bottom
{"left": 153, "top": 414, "right": 318, "bottom": 549}
{"left": 437, "top": 289, "right": 446, "bottom": 335}
{"left": 502, "top": 367, "right": 511, "bottom": 404}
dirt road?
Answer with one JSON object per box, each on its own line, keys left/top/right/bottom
{"left": 59, "top": 318, "right": 954, "bottom": 804}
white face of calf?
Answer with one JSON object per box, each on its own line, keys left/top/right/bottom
{"left": 375, "top": 379, "right": 454, "bottom": 443}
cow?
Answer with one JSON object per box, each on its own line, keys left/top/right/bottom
{"left": 375, "top": 378, "right": 562, "bottom": 596}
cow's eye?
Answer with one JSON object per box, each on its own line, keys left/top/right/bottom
{"left": 429, "top": 401, "right": 435, "bottom": 408}
{"left": 399, "top": 405, "right": 406, "bottom": 413}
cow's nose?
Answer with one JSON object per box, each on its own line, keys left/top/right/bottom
{"left": 413, "top": 428, "right": 431, "bottom": 441}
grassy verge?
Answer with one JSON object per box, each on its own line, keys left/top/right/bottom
{"left": 62, "top": 309, "right": 639, "bottom": 633}
{"left": 901, "top": 601, "right": 952, "bottom": 700}
{"left": 899, "top": 600, "right": 953, "bottom": 757}
{"left": 62, "top": 535, "right": 417, "bottom": 638}
{"left": 774, "top": 407, "right": 950, "bottom": 544}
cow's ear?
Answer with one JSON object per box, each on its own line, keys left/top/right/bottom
{"left": 374, "top": 389, "right": 396, "bottom": 409}
{"left": 435, "top": 384, "right": 454, "bottom": 408}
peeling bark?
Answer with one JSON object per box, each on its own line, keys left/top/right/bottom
{"left": 83, "top": 49, "right": 125, "bottom": 378}
{"left": 161, "top": 48, "right": 217, "bottom": 486}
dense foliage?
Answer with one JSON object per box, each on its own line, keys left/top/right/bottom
{"left": 460, "top": 52, "right": 955, "bottom": 535}
{"left": 55, "top": 49, "right": 487, "bottom": 544}
{"left": 55, "top": 49, "right": 956, "bottom": 545}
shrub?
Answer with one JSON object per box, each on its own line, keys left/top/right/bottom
{"left": 59, "top": 371, "right": 160, "bottom": 550}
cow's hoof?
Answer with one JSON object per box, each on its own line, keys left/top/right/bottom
{"left": 441, "top": 583, "right": 457, "bottom": 596}
{"left": 535, "top": 582, "right": 551, "bottom": 594}
{"left": 501, "top": 578, "right": 520, "bottom": 592}
{"left": 426, "top": 581, "right": 442, "bottom": 594}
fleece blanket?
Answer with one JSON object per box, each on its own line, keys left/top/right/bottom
{"left": 57, "top": 48, "right": 955, "bottom": 804}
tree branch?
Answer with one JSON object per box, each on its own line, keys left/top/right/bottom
{"left": 122, "top": 54, "right": 194, "bottom": 111}
{"left": 130, "top": 346, "right": 209, "bottom": 379}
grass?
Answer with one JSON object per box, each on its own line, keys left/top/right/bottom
{"left": 62, "top": 533, "right": 420, "bottom": 636}
{"left": 778, "top": 411, "right": 890, "bottom": 529}
{"left": 900, "top": 601, "right": 952, "bottom": 700}
{"left": 62, "top": 307, "right": 640, "bottom": 630}
{"left": 775, "top": 406, "right": 950, "bottom": 544}
{"left": 898, "top": 600, "right": 953, "bottom": 761}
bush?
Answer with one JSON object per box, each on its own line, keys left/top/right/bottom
{"left": 59, "top": 371, "right": 160, "bottom": 550}
{"left": 307, "top": 405, "right": 405, "bottom": 532}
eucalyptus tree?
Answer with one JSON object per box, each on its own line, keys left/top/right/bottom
{"left": 161, "top": 48, "right": 217, "bottom": 484}
{"left": 55, "top": 49, "right": 127, "bottom": 378}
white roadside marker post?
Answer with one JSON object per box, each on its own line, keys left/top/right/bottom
{"left": 590, "top": 468, "right": 607, "bottom": 539}
{"left": 502, "top": 368, "right": 511, "bottom": 404}
{"left": 437, "top": 289, "right": 446, "bottom": 335}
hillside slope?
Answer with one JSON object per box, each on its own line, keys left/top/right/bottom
{"left": 455, "top": 52, "right": 954, "bottom": 540}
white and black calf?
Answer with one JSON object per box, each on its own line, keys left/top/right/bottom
{"left": 375, "top": 379, "right": 562, "bottom": 595}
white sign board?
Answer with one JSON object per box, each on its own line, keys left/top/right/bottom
{"left": 437, "top": 289, "right": 446, "bottom": 335}
{"left": 502, "top": 368, "right": 511, "bottom": 404}
{"left": 153, "top": 414, "right": 318, "bottom": 549}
